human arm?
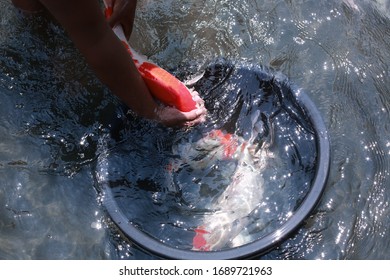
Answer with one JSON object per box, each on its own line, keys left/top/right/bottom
{"left": 40, "top": 0, "right": 160, "bottom": 120}
{"left": 38, "top": 0, "right": 206, "bottom": 126}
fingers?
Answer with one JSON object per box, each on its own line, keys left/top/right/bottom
{"left": 105, "top": 0, "right": 115, "bottom": 8}
{"left": 108, "top": 13, "right": 132, "bottom": 39}
{"left": 187, "top": 107, "right": 207, "bottom": 121}
{"left": 156, "top": 105, "right": 207, "bottom": 127}
{"left": 181, "top": 89, "right": 206, "bottom": 126}
{"left": 122, "top": 24, "right": 132, "bottom": 40}
{"left": 189, "top": 89, "right": 206, "bottom": 112}
{"left": 182, "top": 107, "right": 207, "bottom": 126}
{"left": 192, "top": 93, "right": 205, "bottom": 108}
{"left": 107, "top": 0, "right": 136, "bottom": 39}
{"left": 107, "top": 8, "right": 123, "bottom": 30}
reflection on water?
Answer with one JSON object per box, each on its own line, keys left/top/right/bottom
{"left": 0, "top": 0, "right": 389, "bottom": 259}
{"left": 98, "top": 62, "right": 319, "bottom": 253}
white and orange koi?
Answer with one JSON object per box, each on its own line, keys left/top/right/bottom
{"left": 103, "top": 1, "right": 197, "bottom": 112}
{"left": 192, "top": 145, "right": 267, "bottom": 251}
{"left": 172, "top": 111, "right": 269, "bottom": 251}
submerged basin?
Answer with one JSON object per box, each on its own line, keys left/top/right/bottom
{"left": 96, "top": 61, "right": 330, "bottom": 259}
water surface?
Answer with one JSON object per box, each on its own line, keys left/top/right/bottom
{"left": 0, "top": 0, "right": 389, "bottom": 259}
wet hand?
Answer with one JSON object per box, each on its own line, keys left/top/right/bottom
{"left": 106, "top": 0, "right": 137, "bottom": 39}
{"left": 155, "top": 91, "right": 207, "bottom": 127}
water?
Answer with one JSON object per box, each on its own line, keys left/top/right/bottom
{"left": 97, "top": 61, "right": 320, "bottom": 255}
{"left": 1, "top": 0, "right": 389, "bottom": 259}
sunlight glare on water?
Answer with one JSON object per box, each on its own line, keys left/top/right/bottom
{"left": 0, "top": 0, "right": 389, "bottom": 259}
{"left": 97, "top": 61, "right": 319, "bottom": 252}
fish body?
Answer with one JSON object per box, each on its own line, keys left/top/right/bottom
{"left": 104, "top": 4, "right": 197, "bottom": 112}
{"left": 191, "top": 137, "right": 267, "bottom": 251}
{"left": 191, "top": 111, "right": 268, "bottom": 251}
{"left": 172, "top": 114, "right": 269, "bottom": 251}
{"left": 172, "top": 129, "right": 241, "bottom": 171}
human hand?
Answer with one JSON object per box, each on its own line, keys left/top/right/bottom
{"left": 106, "top": 0, "right": 137, "bottom": 39}
{"left": 155, "top": 90, "right": 207, "bottom": 127}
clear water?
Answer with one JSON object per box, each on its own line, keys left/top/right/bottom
{"left": 97, "top": 61, "right": 319, "bottom": 252}
{"left": 1, "top": 0, "right": 389, "bottom": 259}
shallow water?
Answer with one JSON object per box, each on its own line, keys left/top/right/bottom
{"left": 1, "top": 0, "right": 389, "bottom": 259}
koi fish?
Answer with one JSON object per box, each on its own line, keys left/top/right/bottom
{"left": 172, "top": 111, "right": 269, "bottom": 251}
{"left": 192, "top": 145, "right": 267, "bottom": 251}
{"left": 170, "top": 129, "right": 242, "bottom": 172}
{"left": 193, "top": 117, "right": 268, "bottom": 250}
{"left": 103, "top": 2, "right": 197, "bottom": 112}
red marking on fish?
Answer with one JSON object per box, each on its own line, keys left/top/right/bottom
{"left": 104, "top": 7, "right": 196, "bottom": 112}
{"left": 193, "top": 227, "right": 211, "bottom": 251}
{"left": 138, "top": 62, "right": 197, "bottom": 112}
{"left": 209, "top": 130, "right": 239, "bottom": 158}
{"left": 104, "top": 7, "right": 113, "bottom": 19}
